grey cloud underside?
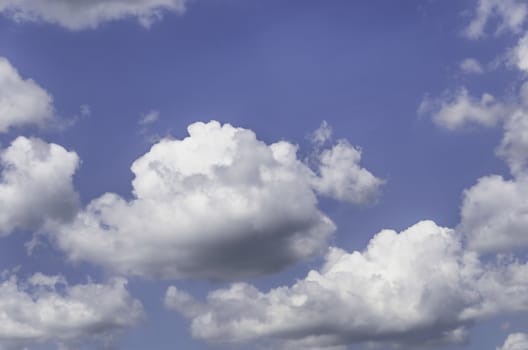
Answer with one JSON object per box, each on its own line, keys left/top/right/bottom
{"left": 0, "top": 0, "right": 187, "bottom": 30}
{"left": 166, "top": 221, "right": 528, "bottom": 349}
{"left": 51, "top": 121, "right": 381, "bottom": 280}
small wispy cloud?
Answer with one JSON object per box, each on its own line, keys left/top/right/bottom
{"left": 460, "top": 58, "right": 484, "bottom": 74}
{"left": 139, "top": 110, "right": 160, "bottom": 125}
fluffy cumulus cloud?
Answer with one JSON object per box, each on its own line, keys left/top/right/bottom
{"left": 418, "top": 88, "right": 507, "bottom": 130}
{"left": 459, "top": 173, "right": 528, "bottom": 253}
{"left": 51, "top": 121, "right": 382, "bottom": 280}
{"left": 452, "top": 0, "right": 528, "bottom": 255}
{"left": 0, "top": 136, "right": 79, "bottom": 236}
{"left": 165, "top": 220, "right": 528, "bottom": 349}
{"left": 498, "top": 333, "right": 528, "bottom": 350}
{"left": 312, "top": 140, "right": 383, "bottom": 204}
{"left": 0, "top": 57, "right": 54, "bottom": 133}
{"left": 459, "top": 108, "right": 528, "bottom": 253}
{"left": 0, "top": 273, "right": 143, "bottom": 350}
{"left": 465, "top": 0, "right": 528, "bottom": 39}
{"left": 417, "top": 75, "right": 528, "bottom": 258}
{"left": 0, "top": 0, "right": 187, "bottom": 30}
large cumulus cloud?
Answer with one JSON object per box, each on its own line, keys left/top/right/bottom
{"left": 0, "top": 273, "right": 143, "bottom": 350}
{"left": 51, "top": 121, "right": 382, "bottom": 280}
{"left": 165, "top": 220, "right": 528, "bottom": 349}
{"left": 0, "top": 136, "right": 79, "bottom": 236}
{"left": 0, "top": 0, "right": 187, "bottom": 30}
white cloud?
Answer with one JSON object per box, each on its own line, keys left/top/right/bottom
{"left": 166, "top": 220, "right": 528, "bottom": 349}
{"left": 465, "top": 0, "right": 528, "bottom": 39}
{"left": 497, "top": 111, "right": 528, "bottom": 175}
{"left": 0, "top": 57, "right": 55, "bottom": 133}
{"left": 459, "top": 111, "right": 528, "bottom": 253}
{"left": 459, "top": 173, "right": 528, "bottom": 253}
{"left": 460, "top": 58, "right": 484, "bottom": 74}
{"left": 312, "top": 140, "right": 383, "bottom": 204}
{"left": 419, "top": 88, "right": 507, "bottom": 130}
{"left": 0, "top": 273, "right": 143, "bottom": 350}
{"left": 514, "top": 33, "right": 528, "bottom": 73}
{"left": 425, "top": 83, "right": 528, "bottom": 256}
{"left": 498, "top": 333, "right": 528, "bottom": 350}
{"left": 50, "top": 121, "right": 381, "bottom": 280}
{"left": 0, "top": 137, "right": 79, "bottom": 236}
{"left": 139, "top": 110, "right": 159, "bottom": 125}
{"left": 497, "top": 333, "right": 528, "bottom": 350}
{"left": 0, "top": 0, "right": 186, "bottom": 30}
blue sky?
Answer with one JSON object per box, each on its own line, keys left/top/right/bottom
{"left": 0, "top": 0, "right": 528, "bottom": 349}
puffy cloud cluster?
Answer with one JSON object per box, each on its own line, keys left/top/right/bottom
{"left": 0, "top": 273, "right": 143, "bottom": 350}
{"left": 465, "top": 0, "right": 528, "bottom": 39}
{"left": 52, "top": 121, "right": 381, "bottom": 280}
{"left": 0, "top": 136, "right": 79, "bottom": 236}
{"left": 459, "top": 173, "right": 528, "bottom": 253}
{"left": 419, "top": 76, "right": 528, "bottom": 254}
{"left": 457, "top": 98, "right": 528, "bottom": 253}
{"left": 166, "top": 220, "right": 528, "bottom": 349}
{"left": 418, "top": 88, "right": 507, "bottom": 130}
{"left": 0, "top": 0, "right": 187, "bottom": 30}
{"left": 498, "top": 333, "right": 528, "bottom": 350}
{"left": 0, "top": 57, "right": 54, "bottom": 133}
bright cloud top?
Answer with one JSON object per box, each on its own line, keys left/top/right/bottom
{"left": 0, "top": 273, "right": 143, "bottom": 350}
{"left": 0, "top": 57, "right": 55, "bottom": 133}
{"left": 166, "top": 220, "right": 528, "bottom": 349}
{"left": 0, "top": 136, "right": 79, "bottom": 236}
{"left": 51, "top": 121, "right": 382, "bottom": 280}
{"left": 0, "top": 0, "right": 187, "bottom": 30}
